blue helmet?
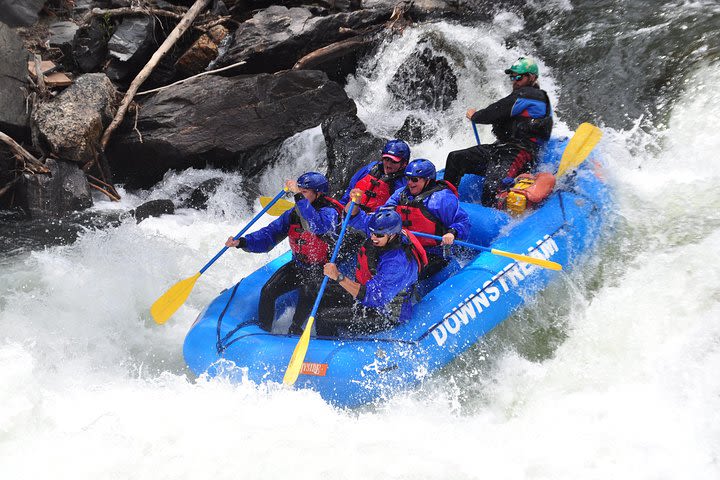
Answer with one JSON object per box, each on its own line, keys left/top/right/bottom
{"left": 405, "top": 158, "right": 436, "bottom": 179}
{"left": 297, "top": 171, "right": 328, "bottom": 193}
{"left": 368, "top": 208, "right": 403, "bottom": 235}
{"left": 382, "top": 139, "right": 410, "bottom": 163}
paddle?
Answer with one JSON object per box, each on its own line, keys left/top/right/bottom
{"left": 150, "top": 188, "right": 288, "bottom": 325}
{"left": 410, "top": 231, "right": 562, "bottom": 271}
{"left": 471, "top": 121, "right": 481, "bottom": 145}
{"left": 259, "top": 195, "right": 296, "bottom": 216}
{"left": 283, "top": 201, "right": 356, "bottom": 386}
{"left": 556, "top": 123, "right": 603, "bottom": 178}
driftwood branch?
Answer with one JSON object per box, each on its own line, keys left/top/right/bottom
{"left": 196, "top": 15, "right": 239, "bottom": 31}
{"left": 0, "top": 176, "right": 21, "bottom": 199}
{"left": 33, "top": 54, "right": 47, "bottom": 95}
{"left": 82, "top": 6, "right": 187, "bottom": 24}
{"left": 293, "top": 26, "right": 382, "bottom": 70}
{"left": 136, "top": 59, "right": 247, "bottom": 96}
{"left": 0, "top": 130, "right": 50, "bottom": 175}
{"left": 88, "top": 181, "right": 122, "bottom": 202}
{"left": 100, "top": 0, "right": 212, "bottom": 151}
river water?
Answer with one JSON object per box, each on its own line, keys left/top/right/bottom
{"left": 2, "top": 1, "right": 719, "bottom": 478}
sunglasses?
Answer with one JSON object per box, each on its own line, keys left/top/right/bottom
{"left": 509, "top": 73, "right": 525, "bottom": 81}
{"left": 370, "top": 232, "right": 387, "bottom": 238}
{"left": 406, "top": 176, "right": 423, "bottom": 183}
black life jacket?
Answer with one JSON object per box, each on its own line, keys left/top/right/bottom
{"left": 353, "top": 163, "right": 405, "bottom": 212}
{"left": 493, "top": 86, "right": 553, "bottom": 146}
{"left": 395, "top": 180, "right": 459, "bottom": 248}
{"left": 287, "top": 195, "right": 343, "bottom": 264}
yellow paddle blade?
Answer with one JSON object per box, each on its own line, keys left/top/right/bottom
{"left": 556, "top": 123, "right": 603, "bottom": 178}
{"left": 150, "top": 272, "right": 201, "bottom": 325}
{"left": 490, "top": 249, "right": 562, "bottom": 271}
{"left": 259, "top": 196, "right": 295, "bottom": 216}
{"left": 283, "top": 316, "right": 316, "bottom": 386}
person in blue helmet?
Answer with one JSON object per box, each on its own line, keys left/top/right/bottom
{"left": 225, "top": 172, "right": 343, "bottom": 334}
{"left": 443, "top": 56, "right": 553, "bottom": 206}
{"left": 339, "top": 139, "right": 411, "bottom": 212}
{"left": 381, "top": 158, "right": 471, "bottom": 280}
{"left": 319, "top": 206, "right": 427, "bottom": 336}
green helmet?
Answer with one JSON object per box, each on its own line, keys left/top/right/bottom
{"left": 504, "top": 57, "right": 539, "bottom": 76}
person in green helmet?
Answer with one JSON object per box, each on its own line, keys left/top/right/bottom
{"left": 443, "top": 56, "right": 553, "bottom": 207}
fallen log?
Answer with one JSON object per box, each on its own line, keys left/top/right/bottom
{"left": 100, "top": 0, "right": 212, "bottom": 151}
{"left": 82, "top": 6, "right": 188, "bottom": 24}
{"left": 293, "top": 25, "right": 382, "bottom": 70}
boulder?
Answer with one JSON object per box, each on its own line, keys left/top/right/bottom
{"left": 106, "top": 16, "right": 158, "bottom": 83}
{"left": 395, "top": 114, "right": 436, "bottom": 144}
{"left": 215, "top": 5, "right": 391, "bottom": 74}
{"left": 388, "top": 45, "right": 457, "bottom": 111}
{"left": 32, "top": 73, "right": 118, "bottom": 167}
{"left": 0, "top": 0, "right": 45, "bottom": 27}
{"left": 0, "top": 23, "right": 31, "bottom": 138}
{"left": 182, "top": 177, "right": 223, "bottom": 210}
{"left": 17, "top": 158, "right": 93, "bottom": 218}
{"left": 107, "top": 69, "right": 357, "bottom": 188}
{"left": 133, "top": 198, "right": 175, "bottom": 223}
{"left": 73, "top": 18, "right": 110, "bottom": 73}
{"left": 322, "top": 112, "right": 385, "bottom": 199}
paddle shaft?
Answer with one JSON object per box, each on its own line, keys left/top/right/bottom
{"left": 471, "top": 122, "right": 481, "bottom": 145}
{"left": 410, "top": 231, "right": 492, "bottom": 253}
{"left": 199, "top": 189, "right": 286, "bottom": 274}
{"left": 283, "top": 201, "right": 357, "bottom": 385}
{"left": 307, "top": 201, "right": 356, "bottom": 319}
{"left": 409, "top": 231, "right": 561, "bottom": 271}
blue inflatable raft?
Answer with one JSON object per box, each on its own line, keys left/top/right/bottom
{"left": 183, "top": 137, "right": 612, "bottom": 408}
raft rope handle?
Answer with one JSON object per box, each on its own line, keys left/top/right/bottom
{"left": 215, "top": 281, "right": 248, "bottom": 354}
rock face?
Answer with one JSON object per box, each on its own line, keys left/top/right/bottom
{"left": 17, "top": 159, "right": 93, "bottom": 218}
{"left": 32, "top": 74, "right": 118, "bottom": 167}
{"left": 108, "top": 69, "right": 357, "bottom": 188}
{"left": 216, "top": 5, "right": 391, "bottom": 74}
{"left": 73, "top": 18, "right": 110, "bottom": 73}
{"left": 388, "top": 46, "right": 457, "bottom": 111}
{"left": 0, "top": 23, "right": 30, "bottom": 138}
{"left": 106, "top": 17, "right": 158, "bottom": 83}
{"left": 395, "top": 114, "right": 436, "bottom": 144}
{"left": 133, "top": 199, "right": 175, "bottom": 223}
{"left": 0, "top": 0, "right": 45, "bottom": 27}
{"left": 322, "top": 112, "right": 385, "bottom": 199}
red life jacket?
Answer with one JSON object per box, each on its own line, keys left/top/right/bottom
{"left": 355, "top": 231, "right": 427, "bottom": 285}
{"left": 287, "top": 195, "right": 343, "bottom": 264}
{"left": 353, "top": 163, "right": 405, "bottom": 212}
{"left": 395, "top": 180, "right": 459, "bottom": 247}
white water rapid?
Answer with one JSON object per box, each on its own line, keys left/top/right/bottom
{"left": 1, "top": 16, "right": 718, "bottom": 480}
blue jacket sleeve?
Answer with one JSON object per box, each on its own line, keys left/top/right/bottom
{"left": 425, "top": 190, "right": 471, "bottom": 240}
{"left": 294, "top": 196, "right": 338, "bottom": 236}
{"left": 358, "top": 248, "right": 418, "bottom": 308}
{"left": 340, "top": 163, "right": 374, "bottom": 205}
{"left": 243, "top": 210, "right": 291, "bottom": 253}
{"left": 347, "top": 209, "right": 372, "bottom": 237}
{"left": 384, "top": 188, "right": 404, "bottom": 208}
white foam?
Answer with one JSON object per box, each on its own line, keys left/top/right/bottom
{"left": 1, "top": 20, "right": 719, "bottom": 480}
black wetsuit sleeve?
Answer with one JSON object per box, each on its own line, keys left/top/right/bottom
{"left": 470, "top": 92, "right": 517, "bottom": 125}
